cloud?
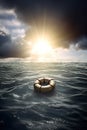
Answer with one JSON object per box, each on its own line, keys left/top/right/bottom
{"left": 0, "top": 0, "right": 87, "bottom": 43}
{"left": 0, "top": 30, "right": 30, "bottom": 58}
{"left": 76, "top": 38, "right": 87, "bottom": 50}
{"left": 52, "top": 46, "right": 87, "bottom": 62}
{"left": 0, "top": 30, "right": 11, "bottom": 45}
{"left": 0, "top": 8, "right": 27, "bottom": 39}
{"left": 0, "top": 8, "right": 30, "bottom": 58}
{"left": 0, "top": 0, "right": 87, "bottom": 59}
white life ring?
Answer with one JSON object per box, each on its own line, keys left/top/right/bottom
{"left": 34, "top": 78, "right": 55, "bottom": 93}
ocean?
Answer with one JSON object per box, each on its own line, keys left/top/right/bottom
{"left": 0, "top": 62, "right": 87, "bottom": 130}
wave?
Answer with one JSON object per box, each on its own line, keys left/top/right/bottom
{"left": 0, "top": 62, "right": 87, "bottom": 130}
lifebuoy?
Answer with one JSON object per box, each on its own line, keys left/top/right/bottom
{"left": 34, "top": 78, "right": 55, "bottom": 92}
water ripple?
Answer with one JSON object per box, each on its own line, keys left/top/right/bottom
{"left": 0, "top": 62, "right": 87, "bottom": 130}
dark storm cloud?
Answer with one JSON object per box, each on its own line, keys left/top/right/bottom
{"left": 76, "top": 38, "right": 87, "bottom": 50}
{"left": 0, "top": 8, "right": 26, "bottom": 39}
{"left": 0, "top": 13, "right": 16, "bottom": 20}
{"left": 0, "top": 30, "right": 30, "bottom": 58}
{"left": 0, "top": 0, "right": 87, "bottom": 50}
{"left": 0, "top": 30, "right": 11, "bottom": 45}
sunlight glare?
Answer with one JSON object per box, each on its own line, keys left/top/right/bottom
{"left": 31, "top": 38, "right": 52, "bottom": 55}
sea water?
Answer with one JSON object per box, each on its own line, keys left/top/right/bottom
{"left": 0, "top": 62, "right": 87, "bottom": 130}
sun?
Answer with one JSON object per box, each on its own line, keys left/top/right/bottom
{"left": 31, "top": 38, "right": 52, "bottom": 55}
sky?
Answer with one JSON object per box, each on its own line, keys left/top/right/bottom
{"left": 0, "top": 0, "right": 87, "bottom": 62}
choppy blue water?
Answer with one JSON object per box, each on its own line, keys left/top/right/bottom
{"left": 0, "top": 62, "right": 87, "bottom": 130}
